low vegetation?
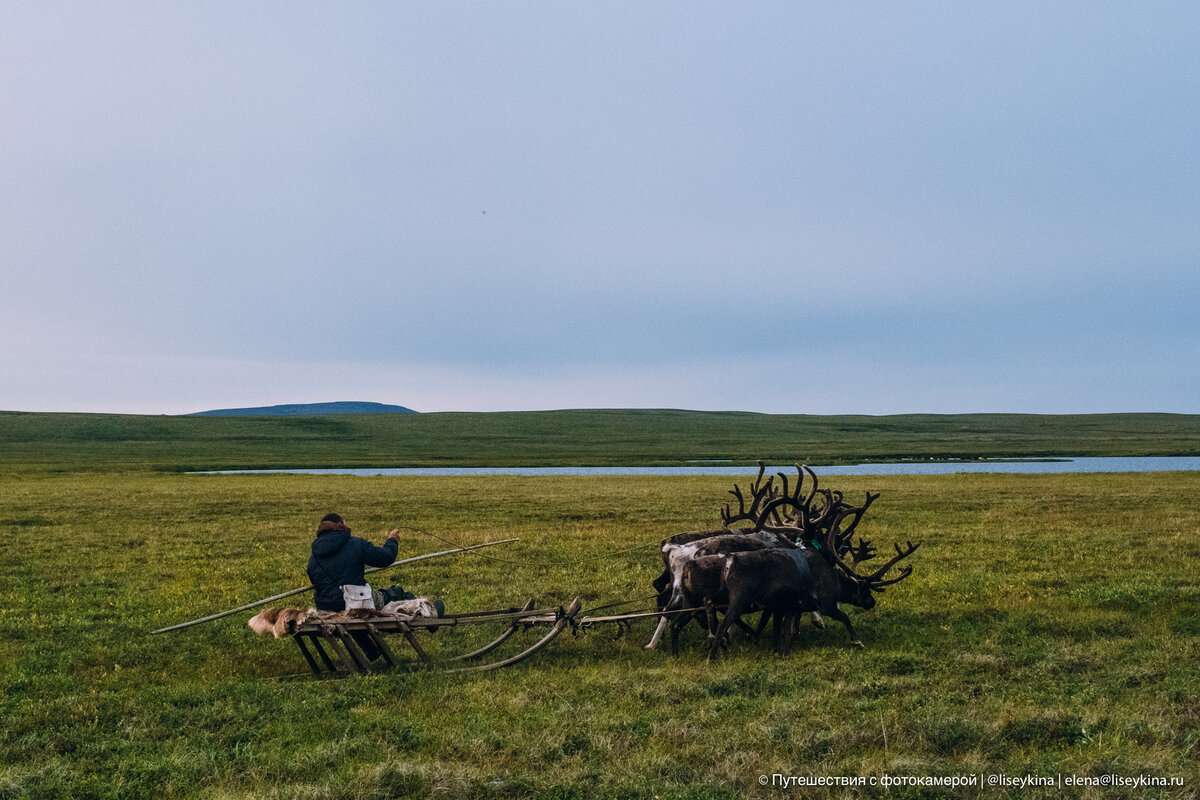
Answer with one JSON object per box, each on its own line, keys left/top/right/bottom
{"left": 2, "top": 408, "right": 1200, "bottom": 471}
{"left": 2, "top": 469, "right": 1198, "bottom": 798}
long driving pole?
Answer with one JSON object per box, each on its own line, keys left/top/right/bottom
{"left": 150, "top": 538, "right": 519, "bottom": 635}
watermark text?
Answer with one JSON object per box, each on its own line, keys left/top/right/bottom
{"left": 758, "top": 772, "right": 1185, "bottom": 790}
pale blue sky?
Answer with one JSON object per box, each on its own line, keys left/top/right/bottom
{"left": 2, "top": 3, "right": 1197, "bottom": 414}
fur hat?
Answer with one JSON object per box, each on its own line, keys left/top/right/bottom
{"left": 317, "top": 513, "right": 351, "bottom": 534}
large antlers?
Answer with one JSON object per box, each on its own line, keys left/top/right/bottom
{"left": 764, "top": 465, "right": 834, "bottom": 533}
{"left": 721, "top": 461, "right": 780, "bottom": 528}
{"left": 748, "top": 466, "right": 875, "bottom": 547}
{"left": 823, "top": 507, "right": 921, "bottom": 591}
{"left": 826, "top": 491, "right": 879, "bottom": 554}
{"left": 719, "top": 464, "right": 920, "bottom": 590}
{"left": 749, "top": 465, "right": 820, "bottom": 533}
{"left": 864, "top": 541, "right": 923, "bottom": 589}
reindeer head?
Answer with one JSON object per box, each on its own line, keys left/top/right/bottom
{"left": 832, "top": 567, "right": 878, "bottom": 610}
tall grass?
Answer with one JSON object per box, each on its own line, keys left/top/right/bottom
{"left": 2, "top": 470, "right": 1198, "bottom": 798}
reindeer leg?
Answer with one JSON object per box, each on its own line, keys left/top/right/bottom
{"left": 771, "top": 610, "right": 797, "bottom": 654}
{"left": 709, "top": 596, "right": 750, "bottom": 663}
{"left": 735, "top": 617, "right": 759, "bottom": 640}
{"left": 753, "top": 608, "right": 772, "bottom": 638}
{"left": 827, "top": 607, "right": 863, "bottom": 648}
{"left": 781, "top": 612, "right": 797, "bottom": 654}
{"left": 645, "top": 614, "right": 670, "bottom": 650}
{"left": 669, "top": 612, "right": 687, "bottom": 656}
{"left": 703, "top": 598, "right": 717, "bottom": 640}
{"left": 646, "top": 579, "right": 687, "bottom": 650}
{"left": 707, "top": 616, "right": 727, "bottom": 662}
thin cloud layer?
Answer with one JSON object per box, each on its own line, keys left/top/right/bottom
{"left": 2, "top": 3, "right": 1197, "bottom": 413}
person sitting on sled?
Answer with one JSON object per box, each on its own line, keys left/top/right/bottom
{"left": 307, "top": 512, "right": 440, "bottom": 613}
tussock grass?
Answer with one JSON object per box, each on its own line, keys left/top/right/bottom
{"left": 2, "top": 471, "right": 1198, "bottom": 798}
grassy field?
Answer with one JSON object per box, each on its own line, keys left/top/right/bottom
{"left": 2, "top": 468, "right": 1198, "bottom": 799}
{"left": 2, "top": 409, "right": 1200, "bottom": 471}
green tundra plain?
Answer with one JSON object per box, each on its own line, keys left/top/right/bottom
{"left": 1, "top": 411, "right": 1198, "bottom": 799}
{"left": 3, "top": 409, "right": 1200, "bottom": 471}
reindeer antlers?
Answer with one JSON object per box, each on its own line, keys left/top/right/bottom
{"left": 720, "top": 463, "right": 921, "bottom": 591}
{"left": 721, "top": 461, "right": 780, "bottom": 528}
{"left": 865, "top": 541, "right": 923, "bottom": 588}
{"left": 817, "top": 494, "right": 919, "bottom": 591}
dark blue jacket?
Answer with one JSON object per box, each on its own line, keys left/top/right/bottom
{"left": 307, "top": 530, "right": 398, "bottom": 611}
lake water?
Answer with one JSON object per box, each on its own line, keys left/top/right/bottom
{"left": 198, "top": 456, "right": 1200, "bottom": 477}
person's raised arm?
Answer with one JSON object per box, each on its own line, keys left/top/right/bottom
{"left": 362, "top": 529, "right": 399, "bottom": 567}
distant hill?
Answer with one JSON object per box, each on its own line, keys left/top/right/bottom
{"left": 188, "top": 401, "right": 417, "bottom": 417}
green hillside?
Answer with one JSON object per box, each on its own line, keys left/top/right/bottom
{"left": 2, "top": 409, "right": 1198, "bottom": 472}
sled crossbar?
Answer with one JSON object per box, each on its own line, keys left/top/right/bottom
{"left": 292, "top": 597, "right": 582, "bottom": 676}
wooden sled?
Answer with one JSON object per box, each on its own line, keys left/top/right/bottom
{"left": 290, "top": 597, "right": 583, "bottom": 676}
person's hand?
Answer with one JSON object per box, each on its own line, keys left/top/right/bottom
{"left": 387, "top": 528, "right": 400, "bottom": 541}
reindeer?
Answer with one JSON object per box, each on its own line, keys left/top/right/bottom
{"left": 670, "top": 551, "right": 774, "bottom": 655}
{"left": 648, "top": 462, "right": 872, "bottom": 650}
{"left": 646, "top": 531, "right": 781, "bottom": 649}
{"left": 649, "top": 463, "right": 778, "bottom": 602}
{"left": 707, "top": 506, "right": 921, "bottom": 660}
{"left": 645, "top": 463, "right": 787, "bottom": 650}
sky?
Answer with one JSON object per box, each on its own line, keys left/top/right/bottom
{"left": 2, "top": 3, "right": 1198, "bottom": 415}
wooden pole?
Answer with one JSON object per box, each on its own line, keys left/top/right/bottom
{"left": 149, "top": 538, "right": 519, "bottom": 634}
